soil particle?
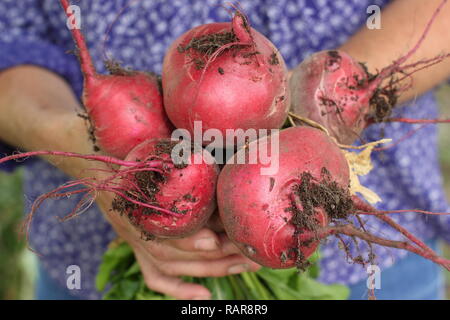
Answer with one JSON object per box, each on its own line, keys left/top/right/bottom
{"left": 286, "top": 168, "right": 354, "bottom": 270}
{"left": 369, "top": 84, "right": 398, "bottom": 122}
{"left": 77, "top": 111, "right": 100, "bottom": 152}
{"left": 268, "top": 52, "right": 279, "bottom": 65}
{"left": 183, "top": 193, "right": 197, "bottom": 203}
{"left": 177, "top": 31, "right": 239, "bottom": 57}
{"left": 326, "top": 50, "right": 342, "bottom": 71}
{"left": 104, "top": 59, "right": 136, "bottom": 76}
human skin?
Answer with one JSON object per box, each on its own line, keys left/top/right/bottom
{"left": 1, "top": 0, "right": 450, "bottom": 299}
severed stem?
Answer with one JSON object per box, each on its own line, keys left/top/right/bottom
{"left": 321, "top": 224, "right": 450, "bottom": 271}
{"left": 60, "top": 0, "right": 96, "bottom": 80}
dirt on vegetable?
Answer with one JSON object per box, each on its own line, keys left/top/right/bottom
{"left": 285, "top": 168, "right": 376, "bottom": 271}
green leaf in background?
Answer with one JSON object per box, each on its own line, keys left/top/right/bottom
{"left": 205, "top": 277, "right": 234, "bottom": 300}
{"left": 295, "top": 276, "right": 349, "bottom": 300}
{"left": 95, "top": 241, "right": 134, "bottom": 292}
{"left": 0, "top": 169, "right": 36, "bottom": 300}
{"left": 256, "top": 267, "right": 349, "bottom": 300}
{"left": 123, "top": 261, "right": 141, "bottom": 278}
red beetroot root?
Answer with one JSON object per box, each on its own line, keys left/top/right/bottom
{"left": 289, "top": 0, "right": 450, "bottom": 144}
{"left": 61, "top": 0, "right": 173, "bottom": 158}
{"left": 217, "top": 126, "right": 350, "bottom": 268}
{"left": 217, "top": 126, "right": 450, "bottom": 271}
{"left": 0, "top": 139, "right": 219, "bottom": 242}
{"left": 289, "top": 50, "right": 373, "bottom": 144}
{"left": 115, "top": 139, "right": 219, "bottom": 239}
{"left": 162, "top": 9, "right": 289, "bottom": 148}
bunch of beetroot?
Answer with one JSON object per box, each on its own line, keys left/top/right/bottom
{"left": 2, "top": 0, "right": 450, "bottom": 282}
{"left": 4, "top": 1, "right": 289, "bottom": 242}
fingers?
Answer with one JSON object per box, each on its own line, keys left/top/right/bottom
{"left": 217, "top": 233, "right": 244, "bottom": 256}
{"left": 133, "top": 230, "right": 262, "bottom": 299}
{"left": 148, "top": 273, "right": 211, "bottom": 300}
{"left": 161, "top": 228, "right": 242, "bottom": 255}
{"left": 164, "top": 228, "right": 221, "bottom": 252}
{"left": 135, "top": 250, "right": 211, "bottom": 300}
{"left": 146, "top": 229, "right": 244, "bottom": 261}
{"left": 157, "top": 254, "right": 262, "bottom": 278}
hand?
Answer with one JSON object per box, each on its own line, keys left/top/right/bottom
{"left": 96, "top": 188, "right": 261, "bottom": 300}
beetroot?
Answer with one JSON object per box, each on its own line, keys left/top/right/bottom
{"left": 162, "top": 10, "right": 289, "bottom": 148}
{"left": 0, "top": 139, "right": 219, "bottom": 240}
{"left": 217, "top": 126, "right": 450, "bottom": 271}
{"left": 289, "top": 0, "right": 450, "bottom": 145}
{"left": 289, "top": 50, "right": 373, "bottom": 144}
{"left": 61, "top": 0, "right": 173, "bottom": 158}
{"left": 115, "top": 139, "right": 219, "bottom": 238}
{"left": 217, "top": 126, "right": 349, "bottom": 268}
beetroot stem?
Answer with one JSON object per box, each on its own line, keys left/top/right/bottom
{"left": 358, "top": 209, "right": 450, "bottom": 216}
{"left": 386, "top": 118, "right": 450, "bottom": 124}
{"left": 322, "top": 224, "right": 450, "bottom": 271}
{"left": 60, "top": 0, "right": 96, "bottom": 80}
{"left": 368, "top": 0, "right": 449, "bottom": 91}
{"left": 348, "top": 196, "right": 450, "bottom": 270}
{"left": 0, "top": 150, "right": 165, "bottom": 168}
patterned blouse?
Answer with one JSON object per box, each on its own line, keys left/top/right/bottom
{"left": 1, "top": 0, "right": 449, "bottom": 299}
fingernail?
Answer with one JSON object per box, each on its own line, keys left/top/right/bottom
{"left": 228, "top": 264, "right": 249, "bottom": 275}
{"left": 194, "top": 238, "right": 219, "bottom": 251}
{"left": 193, "top": 295, "right": 211, "bottom": 300}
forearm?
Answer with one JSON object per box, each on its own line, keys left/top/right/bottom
{"left": 340, "top": 0, "right": 450, "bottom": 104}
{"left": 0, "top": 65, "right": 100, "bottom": 177}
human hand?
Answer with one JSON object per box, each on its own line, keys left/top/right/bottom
{"left": 96, "top": 189, "right": 261, "bottom": 300}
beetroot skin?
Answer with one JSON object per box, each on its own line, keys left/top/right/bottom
{"left": 289, "top": 50, "right": 372, "bottom": 145}
{"left": 217, "top": 126, "right": 350, "bottom": 268}
{"left": 162, "top": 12, "right": 289, "bottom": 148}
{"left": 119, "top": 139, "right": 219, "bottom": 238}
{"left": 84, "top": 73, "right": 173, "bottom": 158}
{"left": 61, "top": 0, "right": 173, "bottom": 158}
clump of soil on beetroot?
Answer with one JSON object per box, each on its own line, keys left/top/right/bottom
{"left": 357, "top": 61, "right": 399, "bottom": 123}
{"left": 111, "top": 170, "right": 165, "bottom": 215}
{"left": 293, "top": 168, "right": 354, "bottom": 222}
{"left": 369, "top": 83, "right": 399, "bottom": 123}
{"left": 111, "top": 139, "right": 198, "bottom": 239}
{"left": 177, "top": 31, "right": 238, "bottom": 56}
{"left": 176, "top": 25, "right": 258, "bottom": 70}
{"left": 285, "top": 168, "right": 374, "bottom": 271}
{"left": 104, "top": 59, "right": 136, "bottom": 76}
{"left": 268, "top": 52, "right": 279, "bottom": 65}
